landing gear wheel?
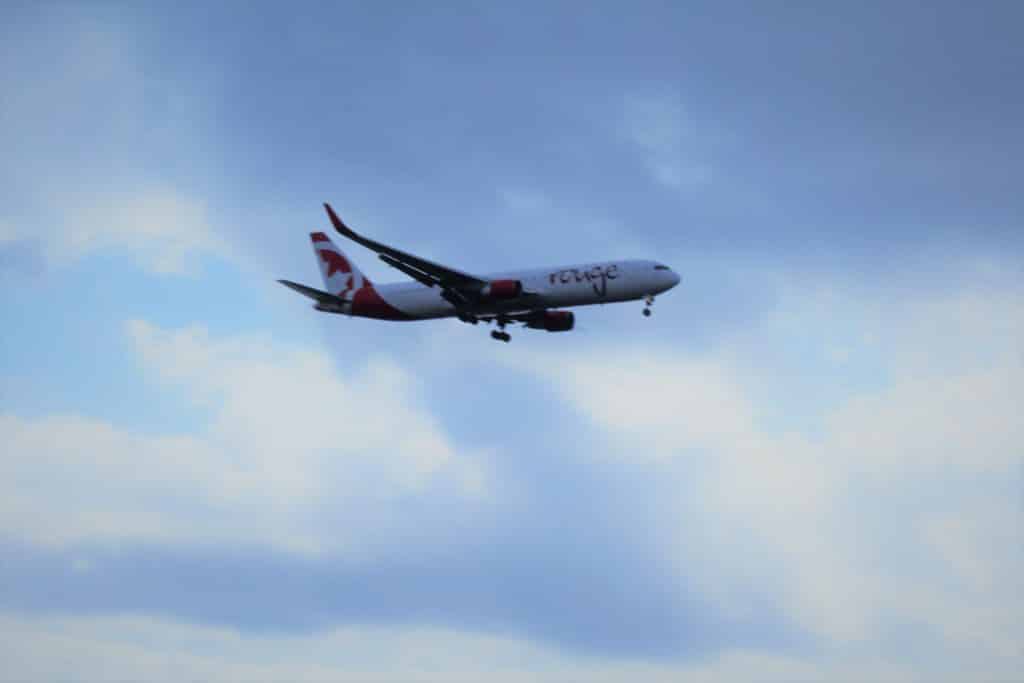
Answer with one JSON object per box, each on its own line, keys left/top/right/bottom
{"left": 643, "top": 308, "right": 651, "bottom": 317}
{"left": 490, "top": 330, "right": 511, "bottom": 342}
{"left": 643, "top": 294, "right": 655, "bottom": 317}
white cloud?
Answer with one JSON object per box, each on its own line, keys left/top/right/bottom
{"left": 0, "top": 321, "right": 487, "bottom": 554}
{"left": 0, "top": 613, "right": 1015, "bottom": 683}
{"left": 2, "top": 186, "right": 224, "bottom": 275}
{"left": 622, "top": 92, "right": 712, "bottom": 191}
{"left": 498, "top": 186, "right": 549, "bottom": 212}
{"left": 651, "top": 160, "right": 711, "bottom": 190}
{"left": 516, "top": 274, "right": 1024, "bottom": 668}
{"left": 57, "top": 187, "right": 225, "bottom": 274}
{"left": 825, "top": 367, "right": 1022, "bottom": 474}
{"left": 0, "top": 14, "right": 224, "bottom": 274}
{"left": 545, "top": 353, "right": 755, "bottom": 458}
{"left": 0, "top": 219, "right": 17, "bottom": 245}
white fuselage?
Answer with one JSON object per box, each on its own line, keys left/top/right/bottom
{"left": 367, "top": 259, "right": 680, "bottom": 320}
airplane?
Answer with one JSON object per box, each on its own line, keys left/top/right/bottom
{"left": 279, "top": 203, "right": 681, "bottom": 342}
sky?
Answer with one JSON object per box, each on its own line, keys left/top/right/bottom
{"left": 1, "top": 2, "right": 1022, "bottom": 681}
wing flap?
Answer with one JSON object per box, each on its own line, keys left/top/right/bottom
{"left": 378, "top": 253, "right": 439, "bottom": 288}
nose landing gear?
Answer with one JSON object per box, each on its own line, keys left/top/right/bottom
{"left": 643, "top": 294, "right": 654, "bottom": 317}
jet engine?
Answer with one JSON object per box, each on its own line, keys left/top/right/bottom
{"left": 525, "top": 310, "right": 575, "bottom": 332}
{"left": 481, "top": 279, "right": 523, "bottom": 300}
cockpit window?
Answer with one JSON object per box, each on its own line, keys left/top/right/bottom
{"left": 654, "top": 265, "right": 670, "bottom": 271}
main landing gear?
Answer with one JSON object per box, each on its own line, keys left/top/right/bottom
{"left": 490, "top": 315, "right": 512, "bottom": 342}
{"left": 643, "top": 294, "right": 654, "bottom": 317}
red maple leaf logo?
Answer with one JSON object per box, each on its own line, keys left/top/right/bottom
{"left": 319, "top": 250, "right": 351, "bottom": 278}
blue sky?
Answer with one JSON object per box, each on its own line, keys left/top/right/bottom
{"left": 1, "top": 2, "right": 1021, "bottom": 681}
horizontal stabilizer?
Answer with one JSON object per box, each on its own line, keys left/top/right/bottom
{"left": 277, "top": 279, "right": 345, "bottom": 304}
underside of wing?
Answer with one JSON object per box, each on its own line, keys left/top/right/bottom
{"left": 477, "top": 308, "right": 575, "bottom": 332}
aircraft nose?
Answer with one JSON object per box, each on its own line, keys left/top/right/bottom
{"left": 668, "top": 269, "right": 681, "bottom": 288}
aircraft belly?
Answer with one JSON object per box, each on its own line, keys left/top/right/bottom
{"left": 382, "top": 287, "right": 454, "bottom": 319}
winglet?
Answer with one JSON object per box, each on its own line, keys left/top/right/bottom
{"left": 324, "top": 203, "right": 357, "bottom": 239}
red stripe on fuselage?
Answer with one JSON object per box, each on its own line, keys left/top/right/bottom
{"left": 352, "top": 286, "right": 414, "bottom": 320}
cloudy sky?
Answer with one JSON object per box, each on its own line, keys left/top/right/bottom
{"left": 1, "top": 2, "right": 1021, "bottom": 681}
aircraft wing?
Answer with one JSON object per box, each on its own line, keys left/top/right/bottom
{"left": 324, "top": 204, "right": 486, "bottom": 289}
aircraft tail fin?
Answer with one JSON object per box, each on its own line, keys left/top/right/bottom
{"left": 309, "top": 231, "right": 372, "bottom": 297}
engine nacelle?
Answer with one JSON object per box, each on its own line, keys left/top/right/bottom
{"left": 481, "top": 279, "right": 523, "bottom": 300}
{"left": 525, "top": 310, "right": 575, "bottom": 332}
